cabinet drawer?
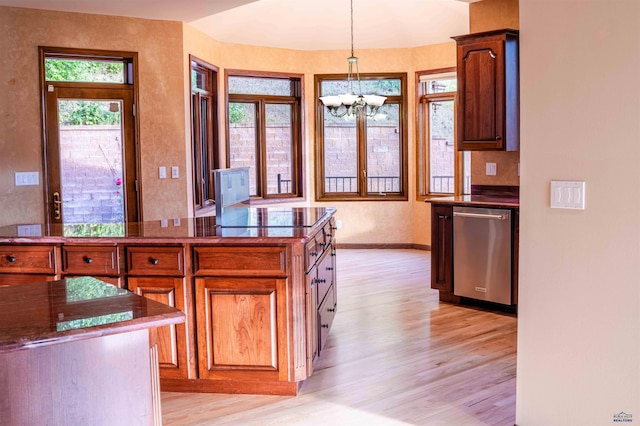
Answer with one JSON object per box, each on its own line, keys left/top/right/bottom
{"left": 126, "top": 246, "right": 185, "bottom": 276}
{"left": 316, "top": 248, "right": 334, "bottom": 306}
{"left": 0, "top": 245, "right": 57, "bottom": 274}
{"left": 305, "top": 235, "right": 321, "bottom": 272}
{"left": 193, "top": 246, "right": 286, "bottom": 276}
{"left": 318, "top": 285, "right": 336, "bottom": 354}
{"left": 63, "top": 245, "right": 119, "bottom": 276}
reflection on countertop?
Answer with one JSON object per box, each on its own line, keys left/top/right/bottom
{"left": 0, "top": 207, "right": 336, "bottom": 240}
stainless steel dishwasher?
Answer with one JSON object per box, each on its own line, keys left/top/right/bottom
{"left": 453, "top": 206, "right": 512, "bottom": 305}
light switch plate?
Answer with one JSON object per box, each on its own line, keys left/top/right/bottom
{"left": 486, "top": 162, "right": 497, "bottom": 176}
{"left": 550, "top": 180, "right": 586, "bottom": 209}
{"left": 15, "top": 172, "right": 39, "bottom": 186}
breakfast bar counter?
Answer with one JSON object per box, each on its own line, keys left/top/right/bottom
{"left": 0, "top": 277, "right": 185, "bottom": 425}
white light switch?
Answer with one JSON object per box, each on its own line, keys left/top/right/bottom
{"left": 550, "top": 180, "right": 586, "bottom": 209}
{"left": 15, "top": 172, "right": 39, "bottom": 186}
{"left": 159, "top": 166, "right": 167, "bottom": 179}
{"left": 486, "top": 162, "right": 497, "bottom": 176}
{"left": 171, "top": 166, "right": 179, "bottom": 179}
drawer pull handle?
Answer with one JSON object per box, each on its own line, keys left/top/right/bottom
{"left": 7, "top": 255, "right": 16, "bottom": 263}
{"left": 319, "top": 242, "right": 326, "bottom": 247}
{"left": 311, "top": 251, "right": 318, "bottom": 257}
{"left": 326, "top": 267, "right": 333, "bottom": 271}
{"left": 149, "top": 258, "right": 159, "bottom": 265}
{"left": 84, "top": 256, "right": 93, "bottom": 264}
{"left": 321, "top": 324, "right": 329, "bottom": 329}
{"left": 317, "top": 278, "right": 326, "bottom": 284}
{"left": 328, "top": 307, "right": 336, "bottom": 312}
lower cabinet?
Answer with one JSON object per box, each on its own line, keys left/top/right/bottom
{"left": 128, "top": 277, "right": 191, "bottom": 379}
{"left": 0, "top": 244, "right": 58, "bottom": 284}
{"left": 430, "top": 205, "right": 454, "bottom": 298}
{"left": 194, "top": 277, "right": 289, "bottom": 383}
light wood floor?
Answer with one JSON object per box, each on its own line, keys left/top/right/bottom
{"left": 161, "top": 249, "right": 517, "bottom": 426}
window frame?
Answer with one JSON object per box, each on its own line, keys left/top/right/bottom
{"left": 225, "top": 69, "right": 304, "bottom": 202}
{"left": 315, "top": 72, "right": 408, "bottom": 201}
{"left": 190, "top": 55, "right": 219, "bottom": 214}
{"left": 416, "top": 68, "right": 468, "bottom": 199}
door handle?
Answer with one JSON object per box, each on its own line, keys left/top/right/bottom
{"left": 53, "top": 192, "right": 62, "bottom": 220}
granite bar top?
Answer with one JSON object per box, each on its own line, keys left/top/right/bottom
{"left": 0, "top": 277, "right": 185, "bottom": 353}
{"left": 0, "top": 207, "right": 336, "bottom": 242}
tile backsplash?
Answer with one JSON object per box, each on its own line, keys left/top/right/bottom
{"left": 471, "top": 151, "right": 520, "bottom": 186}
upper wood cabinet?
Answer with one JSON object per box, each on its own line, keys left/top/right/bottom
{"left": 453, "top": 29, "right": 519, "bottom": 151}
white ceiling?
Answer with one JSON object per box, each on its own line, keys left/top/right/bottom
{"left": 0, "top": 0, "right": 471, "bottom": 50}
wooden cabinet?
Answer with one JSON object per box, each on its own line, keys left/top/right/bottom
{"left": 62, "top": 244, "right": 121, "bottom": 287}
{"left": 453, "top": 29, "right": 519, "bottom": 151}
{"left": 0, "top": 244, "right": 58, "bottom": 284}
{"left": 430, "top": 205, "right": 456, "bottom": 301}
{"left": 305, "top": 217, "right": 337, "bottom": 373}
{"left": 126, "top": 245, "right": 193, "bottom": 379}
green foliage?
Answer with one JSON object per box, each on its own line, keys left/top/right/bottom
{"left": 58, "top": 100, "right": 121, "bottom": 126}
{"left": 228, "top": 103, "right": 246, "bottom": 123}
{"left": 63, "top": 223, "right": 125, "bottom": 237}
{"left": 45, "top": 59, "right": 124, "bottom": 83}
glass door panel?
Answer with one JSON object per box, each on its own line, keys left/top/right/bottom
{"left": 429, "top": 99, "right": 455, "bottom": 194}
{"left": 323, "top": 114, "right": 358, "bottom": 193}
{"left": 265, "top": 103, "right": 293, "bottom": 195}
{"left": 366, "top": 103, "right": 400, "bottom": 194}
{"left": 228, "top": 102, "right": 258, "bottom": 196}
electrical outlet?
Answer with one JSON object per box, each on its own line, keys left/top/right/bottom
{"left": 485, "top": 163, "right": 497, "bottom": 176}
{"left": 173, "top": 218, "right": 181, "bottom": 226}
{"left": 171, "top": 166, "right": 179, "bottom": 179}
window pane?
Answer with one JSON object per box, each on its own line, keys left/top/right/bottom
{"left": 366, "top": 103, "right": 401, "bottom": 193}
{"left": 425, "top": 78, "right": 457, "bottom": 94}
{"left": 320, "top": 79, "right": 401, "bottom": 96}
{"left": 228, "top": 76, "right": 292, "bottom": 96}
{"left": 463, "top": 151, "right": 471, "bottom": 194}
{"left": 45, "top": 58, "right": 125, "bottom": 83}
{"left": 199, "top": 97, "right": 211, "bottom": 202}
{"left": 265, "top": 104, "right": 293, "bottom": 195}
{"left": 429, "top": 99, "right": 455, "bottom": 193}
{"left": 323, "top": 114, "right": 358, "bottom": 193}
{"left": 228, "top": 102, "right": 258, "bottom": 196}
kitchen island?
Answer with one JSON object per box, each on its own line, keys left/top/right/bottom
{"left": 428, "top": 186, "right": 519, "bottom": 311}
{"left": 0, "top": 207, "right": 337, "bottom": 396}
{"left": 0, "top": 277, "right": 185, "bottom": 426}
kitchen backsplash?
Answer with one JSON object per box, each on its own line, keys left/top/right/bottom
{"left": 471, "top": 151, "right": 520, "bottom": 186}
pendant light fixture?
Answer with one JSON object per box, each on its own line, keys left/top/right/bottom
{"left": 319, "top": 0, "right": 386, "bottom": 117}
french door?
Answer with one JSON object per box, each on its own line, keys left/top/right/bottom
{"left": 44, "top": 86, "right": 139, "bottom": 230}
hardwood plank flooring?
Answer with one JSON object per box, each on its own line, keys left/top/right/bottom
{"left": 161, "top": 249, "right": 517, "bottom": 425}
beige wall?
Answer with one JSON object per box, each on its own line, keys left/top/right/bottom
{"left": 0, "top": 6, "right": 189, "bottom": 226}
{"left": 184, "top": 27, "right": 457, "bottom": 246}
{"left": 469, "top": 0, "right": 520, "bottom": 187}
{"left": 517, "top": 0, "right": 640, "bottom": 423}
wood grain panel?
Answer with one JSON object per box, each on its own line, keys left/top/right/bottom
{"left": 62, "top": 245, "right": 119, "bottom": 276}
{"left": 126, "top": 246, "right": 185, "bottom": 276}
{"left": 0, "top": 245, "right": 57, "bottom": 274}
{"left": 128, "top": 277, "right": 189, "bottom": 379}
{"left": 195, "top": 277, "right": 289, "bottom": 382}
{"left": 193, "top": 246, "right": 286, "bottom": 276}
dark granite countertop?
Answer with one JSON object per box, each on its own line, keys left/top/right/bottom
{"left": 0, "top": 207, "right": 336, "bottom": 242}
{"left": 0, "top": 277, "right": 185, "bottom": 353}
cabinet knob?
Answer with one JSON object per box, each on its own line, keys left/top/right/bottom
{"left": 7, "top": 255, "right": 16, "bottom": 263}
{"left": 321, "top": 324, "right": 329, "bottom": 329}
{"left": 84, "top": 256, "right": 93, "bottom": 264}
{"left": 149, "top": 258, "right": 159, "bottom": 265}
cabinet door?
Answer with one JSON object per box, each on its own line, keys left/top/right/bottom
{"left": 457, "top": 38, "right": 505, "bottom": 149}
{"left": 195, "top": 277, "right": 289, "bottom": 382}
{"left": 128, "top": 277, "right": 190, "bottom": 379}
{"left": 431, "top": 205, "right": 453, "bottom": 293}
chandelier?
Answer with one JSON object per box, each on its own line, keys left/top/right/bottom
{"left": 319, "top": 0, "right": 386, "bottom": 118}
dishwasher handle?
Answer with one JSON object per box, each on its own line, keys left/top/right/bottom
{"left": 453, "top": 211, "right": 508, "bottom": 220}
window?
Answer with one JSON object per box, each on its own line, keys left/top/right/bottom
{"left": 190, "top": 56, "right": 219, "bottom": 211}
{"left": 417, "top": 69, "right": 470, "bottom": 197}
{"left": 226, "top": 71, "right": 303, "bottom": 200}
{"left": 315, "top": 73, "right": 407, "bottom": 201}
